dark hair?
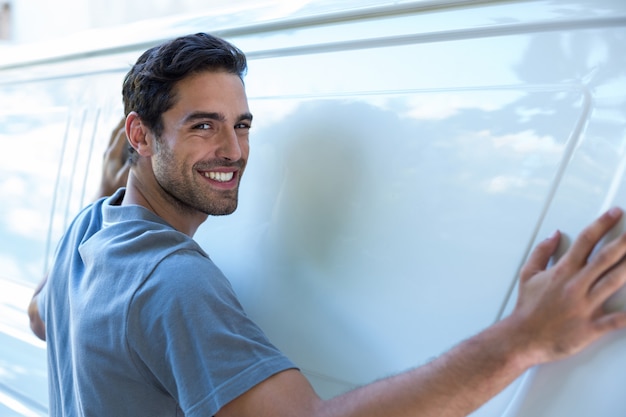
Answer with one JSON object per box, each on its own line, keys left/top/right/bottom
{"left": 122, "top": 33, "right": 247, "bottom": 158}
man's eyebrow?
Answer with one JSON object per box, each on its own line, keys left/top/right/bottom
{"left": 183, "top": 111, "right": 253, "bottom": 124}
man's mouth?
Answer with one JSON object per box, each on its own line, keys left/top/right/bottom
{"left": 202, "top": 171, "right": 235, "bottom": 182}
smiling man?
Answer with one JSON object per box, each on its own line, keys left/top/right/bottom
{"left": 124, "top": 69, "right": 252, "bottom": 234}
{"left": 29, "top": 32, "right": 626, "bottom": 417}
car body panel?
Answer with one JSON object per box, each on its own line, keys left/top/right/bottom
{"left": 1, "top": 1, "right": 625, "bottom": 415}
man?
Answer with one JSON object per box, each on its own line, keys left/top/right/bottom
{"left": 29, "top": 32, "right": 626, "bottom": 417}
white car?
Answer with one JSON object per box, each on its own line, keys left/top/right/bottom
{"left": 1, "top": 1, "right": 625, "bottom": 415}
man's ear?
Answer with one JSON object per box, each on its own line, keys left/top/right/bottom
{"left": 125, "top": 112, "right": 156, "bottom": 157}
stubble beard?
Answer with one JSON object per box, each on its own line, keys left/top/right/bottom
{"left": 153, "top": 144, "right": 242, "bottom": 217}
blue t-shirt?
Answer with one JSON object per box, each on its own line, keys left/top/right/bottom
{"left": 38, "top": 189, "right": 295, "bottom": 417}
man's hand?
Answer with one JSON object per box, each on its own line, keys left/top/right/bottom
{"left": 509, "top": 207, "right": 626, "bottom": 364}
{"left": 218, "top": 208, "right": 626, "bottom": 417}
{"left": 94, "top": 117, "right": 130, "bottom": 199}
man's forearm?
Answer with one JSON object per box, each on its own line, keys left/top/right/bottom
{"left": 317, "top": 317, "right": 531, "bottom": 417}
{"left": 221, "top": 318, "right": 534, "bottom": 417}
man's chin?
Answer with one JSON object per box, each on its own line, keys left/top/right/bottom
{"left": 204, "top": 201, "right": 238, "bottom": 216}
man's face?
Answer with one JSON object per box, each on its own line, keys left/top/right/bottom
{"left": 150, "top": 70, "right": 251, "bottom": 216}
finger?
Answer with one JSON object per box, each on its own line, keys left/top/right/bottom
{"left": 115, "top": 160, "right": 131, "bottom": 184}
{"left": 107, "top": 117, "right": 126, "bottom": 146}
{"left": 519, "top": 230, "right": 561, "bottom": 282}
{"left": 594, "top": 310, "right": 626, "bottom": 334}
{"left": 559, "top": 207, "right": 623, "bottom": 269}
{"left": 581, "top": 232, "right": 626, "bottom": 294}
{"left": 105, "top": 125, "right": 129, "bottom": 164}
{"left": 588, "top": 237, "right": 626, "bottom": 304}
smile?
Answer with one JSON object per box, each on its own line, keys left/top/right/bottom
{"left": 202, "top": 171, "right": 234, "bottom": 182}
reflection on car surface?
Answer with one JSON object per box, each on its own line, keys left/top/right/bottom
{"left": 1, "top": 1, "right": 625, "bottom": 416}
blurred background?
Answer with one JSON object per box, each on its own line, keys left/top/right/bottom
{"left": 0, "top": 0, "right": 328, "bottom": 47}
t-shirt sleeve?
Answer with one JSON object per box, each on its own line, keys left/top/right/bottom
{"left": 126, "top": 249, "right": 296, "bottom": 417}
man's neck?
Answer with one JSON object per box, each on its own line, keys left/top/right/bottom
{"left": 122, "top": 172, "right": 207, "bottom": 237}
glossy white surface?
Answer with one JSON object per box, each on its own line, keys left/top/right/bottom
{"left": 1, "top": 0, "right": 625, "bottom": 415}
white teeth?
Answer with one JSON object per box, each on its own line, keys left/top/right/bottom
{"left": 203, "top": 171, "right": 234, "bottom": 182}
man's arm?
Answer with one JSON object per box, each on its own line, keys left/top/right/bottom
{"left": 93, "top": 117, "right": 130, "bottom": 200}
{"left": 218, "top": 207, "right": 626, "bottom": 417}
{"left": 28, "top": 117, "right": 130, "bottom": 342}
{"left": 28, "top": 276, "right": 47, "bottom": 341}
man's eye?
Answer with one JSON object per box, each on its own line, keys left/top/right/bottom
{"left": 235, "top": 123, "right": 251, "bottom": 130}
{"left": 194, "top": 123, "right": 211, "bottom": 130}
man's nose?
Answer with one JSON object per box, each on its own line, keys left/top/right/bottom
{"left": 216, "top": 128, "right": 242, "bottom": 161}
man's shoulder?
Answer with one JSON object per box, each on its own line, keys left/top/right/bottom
{"left": 129, "top": 246, "right": 239, "bottom": 329}
{"left": 85, "top": 204, "right": 207, "bottom": 261}
{"left": 149, "top": 247, "right": 226, "bottom": 291}
{"left": 54, "top": 199, "right": 105, "bottom": 257}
